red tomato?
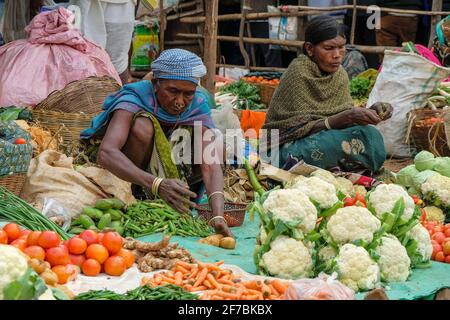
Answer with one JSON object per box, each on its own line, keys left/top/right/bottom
{"left": 0, "top": 230, "right": 8, "bottom": 244}
{"left": 101, "top": 232, "right": 123, "bottom": 255}
{"left": 14, "top": 138, "right": 27, "bottom": 145}
{"left": 434, "top": 225, "right": 444, "bottom": 233}
{"left": 69, "top": 254, "right": 86, "bottom": 267}
{"left": 24, "top": 246, "right": 46, "bottom": 260}
{"left": 10, "top": 239, "right": 27, "bottom": 251}
{"left": 38, "top": 231, "right": 61, "bottom": 249}
{"left": 432, "top": 232, "right": 446, "bottom": 244}
{"left": 343, "top": 197, "right": 356, "bottom": 207}
{"left": 67, "top": 237, "right": 87, "bottom": 255}
{"left": 432, "top": 244, "right": 442, "bottom": 258}
{"left": 444, "top": 224, "right": 450, "bottom": 230}
{"left": 26, "top": 231, "right": 42, "bottom": 247}
{"left": 20, "top": 230, "right": 31, "bottom": 237}
{"left": 3, "top": 223, "right": 21, "bottom": 243}
{"left": 445, "top": 228, "right": 450, "bottom": 238}
{"left": 445, "top": 255, "right": 450, "bottom": 264}
{"left": 443, "top": 241, "right": 450, "bottom": 256}
{"left": 354, "top": 193, "right": 366, "bottom": 204}
{"left": 79, "top": 230, "right": 98, "bottom": 246}
{"left": 45, "top": 246, "right": 70, "bottom": 267}
{"left": 435, "top": 251, "right": 446, "bottom": 262}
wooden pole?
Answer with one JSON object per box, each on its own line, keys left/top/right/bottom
{"left": 179, "top": 6, "right": 450, "bottom": 24}
{"left": 177, "top": 32, "right": 398, "bottom": 54}
{"left": 159, "top": 0, "right": 165, "bottom": 53}
{"left": 350, "top": 0, "right": 357, "bottom": 45}
{"left": 239, "top": 0, "right": 250, "bottom": 68}
{"left": 429, "top": 0, "right": 443, "bottom": 48}
{"left": 196, "top": 0, "right": 204, "bottom": 56}
{"left": 297, "top": 0, "right": 308, "bottom": 55}
{"left": 203, "top": 0, "right": 219, "bottom": 94}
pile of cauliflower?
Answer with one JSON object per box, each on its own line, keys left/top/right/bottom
{"left": 252, "top": 170, "right": 433, "bottom": 293}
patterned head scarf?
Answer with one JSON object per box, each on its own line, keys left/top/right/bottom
{"left": 151, "top": 49, "right": 207, "bottom": 85}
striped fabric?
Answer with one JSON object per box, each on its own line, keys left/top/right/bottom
{"left": 151, "top": 49, "right": 207, "bottom": 85}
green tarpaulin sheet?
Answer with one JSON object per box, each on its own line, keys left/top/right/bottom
{"left": 137, "top": 213, "right": 450, "bottom": 300}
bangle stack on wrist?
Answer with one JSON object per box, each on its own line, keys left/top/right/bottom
{"left": 208, "top": 215, "right": 227, "bottom": 227}
{"left": 324, "top": 117, "right": 332, "bottom": 130}
{"left": 152, "top": 177, "right": 164, "bottom": 196}
{"left": 208, "top": 191, "right": 224, "bottom": 203}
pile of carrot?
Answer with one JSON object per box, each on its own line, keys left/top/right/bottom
{"left": 243, "top": 76, "right": 280, "bottom": 86}
{"left": 140, "top": 260, "right": 289, "bottom": 300}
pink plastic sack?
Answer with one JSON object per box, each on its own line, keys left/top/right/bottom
{"left": 0, "top": 8, "right": 121, "bottom": 108}
{"left": 283, "top": 273, "right": 355, "bottom": 300}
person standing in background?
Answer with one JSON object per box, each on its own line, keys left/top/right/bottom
{"left": 69, "top": 0, "right": 137, "bottom": 84}
{"left": 375, "top": 0, "right": 422, "bottom": 49}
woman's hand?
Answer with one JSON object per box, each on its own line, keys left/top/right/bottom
{"left": 211, "top": 218, "right": 234, "bottom": 238}
{"left": 157, "top": 179, "right": 198, "bottom": 214}
{"left": 346, "top": 107, "right": 382, "bottom": 126}
{"left": 369, "top": 102, "right": 393, "bottom": 121}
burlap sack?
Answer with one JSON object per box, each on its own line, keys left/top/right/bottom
{"left": 76, "top": 166, "right": 135, "bottom": 206}
{"left": 21, "top": 150, "right": 134, "bottom": 218}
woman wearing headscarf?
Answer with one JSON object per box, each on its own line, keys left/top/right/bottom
{"left": 263, "top": 16, "right": 393, "bottom": 173}
{"left": 81, "top": 49, "right": 233, "bottom": 238}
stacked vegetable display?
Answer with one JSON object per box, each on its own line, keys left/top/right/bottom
{"left": 1, "top": 222, "right": 135, "bottom": 284}
{"left": 123, "top": 200, "right": 212, "bottom": 238}
{"left": 248, "top": 170, "right": 434, "bottom": 293}
{"left": 421, "top": 219, "right": 450, "bottom": 264}
{"left": 215, "top": 80, "right": 265, "bottom": 110}
{"left": 395, "top": 151, "right": 450, "bottom": 222}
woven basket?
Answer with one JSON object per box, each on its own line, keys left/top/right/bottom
{"left": 243, "top": 80, "right": 278, "bottom": 106}
{"left": 408, "top": 109, "right": 450, "bottom": 157}
{"left": 31, "top": 110, "right": 96, "bottom": 153}
{"left": 35, "top": 76, "right": 121, "bottom": 115}
{"left": 0, "top": 173, "right": 27, "bottom": 196}
{"left": 197, "top": 202, "right": 247, "bottom": 227}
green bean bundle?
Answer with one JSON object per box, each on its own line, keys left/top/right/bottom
{"left": 0, "top": 187, "right": 70, "bottom": 240}
{"left": 75, "top": 284, "right": 198, "bottom": 300}
{"left": 123, "top": 200, "right": 212, "bottom": 238}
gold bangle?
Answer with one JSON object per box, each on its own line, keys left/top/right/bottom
{"left": 324, "top": 117, "right": 332, "bottom": 130}
{"left": 208, "top": 191, "right": 224, "bottom": 203}
{"left": 152, "top": 178, "right": 164, "bottom": 196}
{"left": 208, "top": 215, "right": 227, "bottom": 227}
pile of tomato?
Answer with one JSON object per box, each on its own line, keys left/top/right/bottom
{"left": 1, "top": 223, "right": 135, "bottom": 284}
{"left": 421, "top": 220, "right": 450, "bottom": 264}
{"left": 242, "top": 76, "right": 280, "bottom": 86}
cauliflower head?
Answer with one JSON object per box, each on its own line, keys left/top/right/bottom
{"left": 327, "top": 206, "right": 381, "bottom": 245}
{"left": 261, "top": 236, "right": 313, "bottom": 279}
{"left": 311, "top": 169, "right": 338, "bottom": 186}
{"left": 421, "top": 174, "right": 450, "bottom": 207}
{"left": 0, "top": 244, "right": 29, "bottom": 300}
{"left": 368, "top": 184, "right": 415, "bottom": 221}
{"left": 406, "top": 224, "right": 432, "bottom": 263}
{"left": 335, "top": 177, "right": 356, "bottom": 197}
{"left": 375, "top": 235, "right": 411, "bottom": 283}
{"left": 318, "top": 245, "right": 338, "bottom": 262}
{"left": 335, "top": 244, "right": 380, "bottom": 292}
{"left": 424, "top": 206, "right": 445, "bottom": 224}
{"left": 263, "top": 189, "right": 318, "bottom": 233}
{"left": 291, "top": 176, "right": 339, "bottom": 210}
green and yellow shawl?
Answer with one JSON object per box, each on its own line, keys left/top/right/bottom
{"left": 263, "top": 55, "right": 353, "bottom": 147}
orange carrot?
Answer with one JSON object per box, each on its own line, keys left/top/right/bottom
{"left": 175, "top": 260, "right": 193, "bottom": 270}
{"left": 243, "top": 280, "right": 262, "bottom": 290}
{"left": 193, "top": 267, "right": 209, "bottom": 287}
{"left": 188, "top": 267, "right": 199, "bottom": 279}
{"left": 191, "top": 285, "right": 208, "bottom": 291}
{"left": 206, "top": 274, "right": 220, "bottom": 289}
{"left": 175, "top": 265, "right": 189, "bottom": 274}
{"left": 203, "top": 279, "right": 213, "bottom": 289}
{"left": 214, "top": 260, "right": 224, "bottom": 266}
{"left": 268, "top": 284, "right": 280, "bottom": 296}
{"left": 217, "top": 278, "right": 234, "bottom": 286}
{"left": 271, "top": 280, "right": 288, "bottom": 294}
{"left": 174, "top": 271, "right": 183, "bottom": 286}
{"left": 216, "top": 291, "right": 241, "bottom": 300}
{"left": 260, "top": 283, "right": 271, "bottom": 298}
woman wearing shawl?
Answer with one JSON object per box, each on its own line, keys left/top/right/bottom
{"left": 263, "top": 16, "right": 393, "bottom": 173}
{"left": 81, "top": 49, "right": 232, "bottom": 238}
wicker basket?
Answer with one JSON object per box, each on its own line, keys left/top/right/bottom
{"left": 408, "top": 109, "right": 450, "bottom": 157}
{"left": 197, "top": 202, "right": 247, "bottom": 227}
{"left": 243, "top": 80, "right": 278, "bottom": 106}
{"left": 0, "top": 173, "right": 27, "bottom": 196}
{"left": 31, "top": 110, "right": 96, "bottom": 153}
{"left": 35, "top": 76, "right": 121, "bottom": 114}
